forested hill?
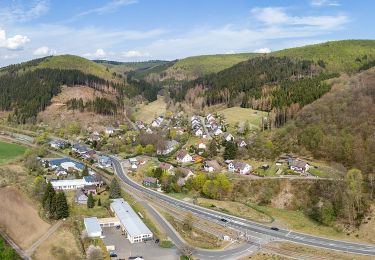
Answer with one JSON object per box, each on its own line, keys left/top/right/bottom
{"left": 0, "top": 56, "right": 161, "bottom": 123}
{"left": 278, "top": 68, "right": 375, "bottom": 173}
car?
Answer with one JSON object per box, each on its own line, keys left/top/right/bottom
{"left": 109, "top": 251, "right": 118, "bottom": 257}
{"left": 271, "top": 227, "right": 279, "bottom": 231}
{"left": 155, "top": 238, "right": 160, "bottom": 243}
{"left": 220, "top": 218, "right": 228, "bottom": 223}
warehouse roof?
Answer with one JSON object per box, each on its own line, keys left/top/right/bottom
{"left": 111, "top": 199, "right": 152, "bottom": 237}
{"left": 84, "top": 217, "right": 102, "bottom": 236}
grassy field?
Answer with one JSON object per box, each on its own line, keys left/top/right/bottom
{"left": 37, "top": 55, "right": 115, "bottom": 80}
{"left": 33, "top": 226, "right": 82, "bottom": 260}
{"left": 197, "top": 198, "right": 273, "bottom": 223}
{"left": 274, "top": 40, "right": 375, "bottom": 73}
{"left": 0, "top": 187, "right": 51, "bottom": 249}
{"left": 168, "top": 53, "right": 261, "bottom": 79}
{"left": 218, "top": 107, "right": 268, "bottom": 130}
{"left": 0, "top": 141, "right": 27, "bottom": 164}
{"left": 65, "top": 190, "right": 111, "bottom": 218}
{"left": 133, "top": 96, "right": 167, "bottom": 124}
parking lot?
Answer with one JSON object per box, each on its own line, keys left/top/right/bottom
{"left": 102, "top": 227, "right": 178, "bottom": 260}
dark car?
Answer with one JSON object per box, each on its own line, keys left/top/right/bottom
{"left": 155, "top": 238, "right": 160, "bottom": 243}
{"left": 220, "top": 218, "right": 228, "bottom": 223}
{"left": 109, "top": 251, "right": 118, "bottom": 257}
{"left": 271, "top": 227, "right": 279, "bottom": 231}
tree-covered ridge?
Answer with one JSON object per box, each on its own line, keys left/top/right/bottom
{"left": 0, "top": 68, "right": 110, "bottom": 123}
{"left": 66, "top": 97, "right": 118, "bottom": 115}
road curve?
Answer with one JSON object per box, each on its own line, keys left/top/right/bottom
{"left": 111, "top": 157, "right": 375, "bottom": 256}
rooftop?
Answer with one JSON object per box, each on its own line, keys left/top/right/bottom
{"left": 84, "top": 217, "right": 102, "bottom": 235}
{"left": 111, "top": 199, "right": 152, "bottom": 237}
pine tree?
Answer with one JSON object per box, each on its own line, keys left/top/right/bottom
{"left": 55, "top": 192, "right": 69, "bottom": 219}
{"left": 43, "top": 181, "right": 56, "bottom": 218}
{"left": 208, "top": 140, "right": 218, "bottom": 157}
{"left": 109, "top": 178, "right": 121, "bottom": 199}
{"left": 97, "top": 198, "right": 102, "bottom": 206}
{"left": 87, "top": 193, "right": 95, "bottom": 208}
{"left": 82, "top": 165, "right": 89, "bottom": 176}
{"left": 223, "top": 141, "right": 237, "bottom": 160}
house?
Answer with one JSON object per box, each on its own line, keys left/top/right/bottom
{"left": 50, "top": 140, "right": 68, "bottom": 149}
{"left": 51, "top": 179, "right": 87, "bottom": 190}
{"left": 84, "top": 175, "right": 102, "bottom": 186}
{"left": 56, "top": 167, "right": 68, "bottom": 176}
{"left": 223, "top": 133, "right": 234, "bottom": 142}
{"left": 83, "top": 185, "right": 97, "bottom": 195}
{"left": 204, "top": 160, "right": 222, "bottom": 172}
{"left": 98, "top": 155, "right": 111, "bottom": 168}
{"left": 105, "top": 127, "right": 115, "bottom": 135}
{"left": 88, "top": 132, "right": 101, "bottom": 142}
{"left": 151, "top": 116, "right": 164, "bottom": 128}
{"left": 288, "top": 159, "right": 310, "bottom": 173}
{"left": 157, "top": 140, "right": 179, "bottom": 155}
{"left": 197, "top": 141, "right": 206, "bottom": 150}
{"left": 194, "top": 128, "right": 203, "bottom": 137}
{"left": 72, "top": 143, "right": 89, "bottom": 155}
{"left": 135, "top": 121, "right": 145, "bottom": 130}
{"left": 236, "top": 138, "right": 247, "bottom": 148}
{"left": 176, "top": 150, "right": 193, "bottom": 163}
{"left": 146, "top": 127, "right": 153, "bottom": 134}
{"left": 129, "top": 157, "right": 138, "bottom": 165}
{"left": 228, "top": 161, "right": 252, "bottom": 175}
{"left": 159, "top": 162, "right": 174, "bottom": 173}
{"left": 82, "top": 150, "right": 96, "bottom": 160}
{"left": 143, "top": 177, "right": 158, "bottom": 187}
{"left": 192, "top": 155, "right": 204, "bottom": 163}
{"left": 213, "top": 128, "right": 223, "bottom": 136}
{"left": 75, "top": 190, "right": 88, "bottom": 204}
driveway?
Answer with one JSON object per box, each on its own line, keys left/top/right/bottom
{"left": 102, "top": 227, "right": 179, "bottom": 260}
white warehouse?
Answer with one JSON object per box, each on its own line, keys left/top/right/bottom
{"left": 110, "top": 199, "right": 153, "bottom": 243}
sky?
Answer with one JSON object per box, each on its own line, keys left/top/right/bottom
{"left": 0, "top": 0, "right": 374, "bottom": 66}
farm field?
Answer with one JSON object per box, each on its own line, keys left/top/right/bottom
{"left": 0, "top": 141, "right": 26, "bottom": 164}
{"left": 134, "top": 96, "right": 167, "bottom": 124}
{"left": 218, "top": 107, "right": 267, "bottom": 130}
{"left": 33, "top": 225, "right": 82, "bottom": 260}
{"left": 0, "top": 187, "right": 50, "bottom": 249}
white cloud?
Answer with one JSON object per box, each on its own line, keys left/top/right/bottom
{"left": 0, "top": 0, "right": 49, "bottom": 24}
{"left": 225, "top": 50, "right": 236, "bottom": 54}
{"left": 33, "top": 46, "right": 56, "bottom": 56}
{"left": 0, "top": 29, "right": 30, "bottom": 50}
{"left": 251, "top": 7, "right": 348, "bottom": 29}
{"left": 122, "top": 50, "right": 150, "bottom": 58}
{"left": 78, "top": 0, "right": 138, "bottom": 17}
{"left": 311, "top": 0, "right": 340, "bottom": 7}
{"left": 254, "top": 48, "right": 271, "bottom": 53}
{"left": 84, "top": 48, "right": 107, "bottom": 58}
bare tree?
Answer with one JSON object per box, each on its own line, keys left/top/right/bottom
{"left": 179, "top": 244, "right": 195, "bottom": 259}
{"left": 368, "top": 173, "right": 375, "bottom": 200}
{"left": 86, "top": 245, "right": 103, "bottom": 260}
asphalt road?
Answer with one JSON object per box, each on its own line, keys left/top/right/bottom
{"left": 111, "top": 156, "right": 375, "bottom": 256}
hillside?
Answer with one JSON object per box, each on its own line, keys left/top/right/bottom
{"left": 94, "top": 60, "right": 169, "bottom": 76}
{"left": 273, "top": 40, "right": 375, "bottom": 73}
{"left": 37, "top": 55, "right": 115, "bottom": 80}
{"left": 164, "top": 53, "right": 261, "bottom": 80}
{"left": 278, "top": 67, "right": 375, "bottom": 173}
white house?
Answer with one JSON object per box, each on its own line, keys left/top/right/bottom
{"left": 236, "top": 139, "right": 247, "bottom": 148}
{"left": 204, "top": 160, "right": 221, "bottom": 172}
{"left": 288, "top": 159, "right": 310, "bottom": 173}
{"left": 223, "top": 133, "right": 234, "bottom": 142}
{"left": 228, "top": 161, "right": 252, "bottom": 175}
{"left": 151, "top": 116, "right": 164, "bottom": 128}
{"left": 51, "top": 178, "right": 88, "bottom": 190}
{"left": 213, "top": 128, "right": 223, "bottom": 136}
{"left": 195, "top": 128, "right": 203, "bottom": 136}
{"left": 176, "top": 150, "right": 193, "bottom": 163}
{"left": 197, "top": 141, "right": 206, "bottom": 150}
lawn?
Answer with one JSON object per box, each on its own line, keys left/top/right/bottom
{"left": 133, "top": 96, "right": 167, "bottom": 124}
{"left": 0, "top": 141, "right": 27, "bottom": 164}
{"left": 197, "top": 198, "right": 273, "bottom": 223}
{"left": 218, "top": 107, "right": 268, "bottom": 130}
{"left": 65, "top": 190, "right": 111, "bottom": 218}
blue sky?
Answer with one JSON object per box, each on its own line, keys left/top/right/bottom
{"left": 0, "top": 0, "right": 374, "bottom": 66}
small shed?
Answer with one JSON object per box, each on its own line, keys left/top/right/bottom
{"left": 84, "top": 217, "right": 102, "bottom": 238}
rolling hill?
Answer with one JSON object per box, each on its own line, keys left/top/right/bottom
{"left": 94, "top": 59, "right": 169, "bottom": 76}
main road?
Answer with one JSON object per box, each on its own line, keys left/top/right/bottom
{"left": 111, "top": 157, "right": 375, "bottom": 256}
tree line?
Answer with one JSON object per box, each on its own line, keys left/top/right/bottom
{"left": 66, "top": 97, "right": 118, "bottom": 115}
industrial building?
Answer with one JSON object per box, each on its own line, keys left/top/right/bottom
{"left": 83, "top": 199, "right": 153, "bottom": 243}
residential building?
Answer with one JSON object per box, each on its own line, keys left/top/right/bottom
{"left": 204, "top": 160, "right": 222, "bottom": 172}
{"left": 84, "top": 185, "right": 97, "bottom": 195}
{"left": 288, "top": 159, "right": 310, "bottom": 173}
{"left": 157, "top": 140, "right": 179, "bottom": 155}
{"left": 98, "top": 155, "right": 112, "bottom": 168}
{"left": 143, "top": 177, "right": 158, "bottom": 187}
{"left": 223, "top": 133, "right": 234, "bottom": 142}
{"left": 228, "top": 161, "right": 252, "bottom": 175}
{"left": 176, "top": 150, "right": 193, "bottom": 163}
{"left": 75, "top": 190, "right": 88, "bottom": 204}
{"left": 159, "top": 162, "right": 174, "bottom": 173}
{"left": 236, "top": 138, "right": 247, "bottom": 148}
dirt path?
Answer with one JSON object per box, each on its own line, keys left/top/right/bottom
{"left": 0, "top": 229, "right": 30, "bottom": 260}
{"left": 24, "top": 221, "right": 63, "bottom": 257}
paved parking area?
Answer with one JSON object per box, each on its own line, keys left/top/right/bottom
{"left": 102, "top": 227, "right": 178, "bottom": 260}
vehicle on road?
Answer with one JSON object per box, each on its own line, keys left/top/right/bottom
{"left": 109, "top": 251, "right": 118, "bottom": 257}
{"left": 271, "top": 227, "right": 279, "bottom": 231}
{"left": 220, "top": 218, "right": 228, "bottom": 222}
{"left": 155, "top": 238, "right": 160, "bottom": 243}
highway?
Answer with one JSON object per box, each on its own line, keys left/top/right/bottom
{"left": 111, "top": 156, "right": 375, "bottom": 256}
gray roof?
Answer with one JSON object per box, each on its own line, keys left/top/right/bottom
{"left": 84, "top": 217, "right": 102, "bottom": 235}
{"left": 111, "top": 199, "right": 152, "bottom": 237}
